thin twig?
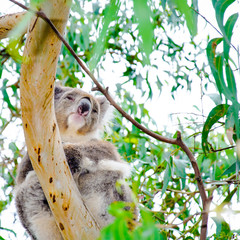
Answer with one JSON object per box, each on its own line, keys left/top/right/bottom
{"left": 208, "top": 142, "right": 236, "bottom": 153}
{"left": 191, "top": 7, "right": 239, "bottom": 54}
{"left": 170, "top": 195, "right": 192, "bottom": 224}
{"left": 177, "top": 217, "right": 202, "bottom": 240}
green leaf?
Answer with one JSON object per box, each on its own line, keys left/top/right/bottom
{"left": 206, "top": 38, "right": 223, "bottom": 96}
{"left": 0, "top": 200, "right": 8, "bottom": 212}
{"left": 221, "top": 160, "right": 240, "bottom": 176}
{"left": 133, "top": 0, "right": 154, "bottom": 64}
{"left": 225, "top": 62, "right": 237, "bottom": 101}
{"left": 202, "top": 104, "right": 229, "bottom": 155}
{"left": 214, "top": 54, "right": 235, "bottom": 101}
{"left": 174, "top": 158, "right": 188, "bottom": 189}
{"left": 133, "top": 209, "right": 164, "bottom": 240}
{"left": 9, "top": 142, "right": 18, "bottom": 152}
{"left": 212, "top": 216, "right": 231, "bottom": 237}
{"left": 79, "top": 25, "right": 90, "bottom": 51}
{"left": 223, "top": 13, "right": 238, "bottom": 60}
{"left": 145, "top": 73, "right": 153, "bottom": 99}
{"left": 206, "top": 39, "right": 236, "bottom": 102}
{"left": 0, "top": 226, "right": 16, "bottom": 238}
{"left": 89, "top": 0, "right": 121, "bottom": 70}
{"left": 225, "top": 104, "right": 235, "bottom": 129}
{"left": 161, "top": 0, "right": 167, "bottom": 10}
{"left": 216, "top": 187, "right": 237, "bottom": 212}
{"left": 99, "top": 202, "right": 133, "bottom": 240}
{"left": 226, "top": 103, "right": 240, "bottom": 139}
{"left": 207, "top": 93, "right": 222, "bottom": 105}
{"left": 191, "top": 0, "right": 198, "bottom": 32}
{"left": 31, "top": 0, "right": 46, "bottom": 8}
{"left": 170, "top": 0, "right": 198, "bottom": 36}
{"left": 1, "top": 79, "right": 16, "bottom": 112}
{"left": 214, "top": 0, "right": 236, "bottom": 39}
{"left": 161, "top": 161, "right": 171, "bottom": 196}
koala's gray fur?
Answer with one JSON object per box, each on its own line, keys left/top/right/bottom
{"left": 15, "top": 85, "right": 134, "bottom": 240}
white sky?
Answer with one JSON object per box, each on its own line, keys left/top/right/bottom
{"left": 0, "top": 0, "right": 240, "bottom": 239}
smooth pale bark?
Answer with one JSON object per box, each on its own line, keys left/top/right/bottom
{"left": 0, "top": 12, "right": 26, "bottom": 39}
{"left": 20, "top": 1, "right": 100, "bottom": 239}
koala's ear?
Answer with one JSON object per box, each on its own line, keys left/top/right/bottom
{"left": 97, "top": 96, "right": 112, "bottom": 121}
{"left": 54, "top": 85, "right": 65, "bottom": 100}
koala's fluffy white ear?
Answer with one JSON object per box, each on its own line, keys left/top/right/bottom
{"left": 97, "top": 96, "right": 113, "bottom": 128}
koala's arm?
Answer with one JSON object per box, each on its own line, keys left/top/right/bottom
{"left": 16, "top": 153, "right": 33, "bottom": 185}
{"left": 63, "top": 141, "right": 119, "bottom": 174}
{"left": 63, "top": 140, "right": 132, "bottom": 179}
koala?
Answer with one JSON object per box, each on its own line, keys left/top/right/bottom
{"left": 15, "top": 85, "right": 135, "bottom": 240}
{"left": 16, "top": 85, "right": 112, "bottom": 185}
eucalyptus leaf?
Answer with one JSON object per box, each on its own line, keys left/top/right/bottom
{"left": 212, "top": 216, "right": 223, "bottom": 236}
{"left": 214, "top": 0, "right": 236, "bottom": 39}
{"left": 1, "top": 79, "right": 16, "bottom": 112}
{"left": 225, "top": 63, "right": 237, "bottom": 101}
{"left": 161, "top": 162, "right": 171, "bottom": 196}
{"left": 89, "top": 0, "right": 121, "bottom": 70}
{"left": 212, "top": 216, "right": 231, "bottom": 237}
{"left": 223, "top": 13, "right": 238, "bottom": 60}
{"left": 174, "top": 158, "right": 188, "bottom": 189}
{"left": 202, "top": 104, "right": 229, "bottom": 155}
{"left": 133, "top": 0, "right": 154, "bottom": 65}
{"left": 169, "top": 0, "right": 198, "bottom": 36}
{"left": 225, "top": 104, "right": 235, "bottom": 129}
{"left": 216, "top": 187, "right": 237, "bottom": 212}
{"left": 207, "top": 93, "right": 222, "bottom": 106}
{"left": 162, "top": 0, "right": 167, "bottom": 10}
{"left": 206, "top": 38, "right": 223, "bottom": 96}
{"left": 221, "top": 161, "right": 240, "bottom": 176}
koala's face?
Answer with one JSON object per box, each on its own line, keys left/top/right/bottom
{"left": 54, "top": 85, "right": 111, "bottom": 142}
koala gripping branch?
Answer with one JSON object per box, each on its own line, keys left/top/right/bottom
{"left": 20, "top": 0, "right": 99, "bottom": 239}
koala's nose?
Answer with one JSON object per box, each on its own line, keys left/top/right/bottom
{"left": 78, "top": 98, "right": 91, "bottom": 116}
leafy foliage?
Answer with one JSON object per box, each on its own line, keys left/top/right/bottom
{"left": 0, "top": 0, "right": 240, "bottom": 239}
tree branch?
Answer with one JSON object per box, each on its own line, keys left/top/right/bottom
{"left": 7, "top": 1, "right": 211, "bottom": 239}
{"left": 175, "top": 131, "right": 211, "bottom": 240}
{"left": 0, "top": 12, "right": 26, "bottom": 40}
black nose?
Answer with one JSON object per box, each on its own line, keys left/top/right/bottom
{"left": 78, "top": 98, "right": 91, "bottom": 116}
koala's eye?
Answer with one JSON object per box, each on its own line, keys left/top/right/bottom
{"left": 65, "top": 95, "right": 75, "bottom": 101}
{"left": 83, "top": 97, "right": 90, "bottom": 102}
{"left": 92, "top": 109, "right": 98, "bottom": 113}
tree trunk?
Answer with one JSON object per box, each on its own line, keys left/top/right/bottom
{"left": 20, "top": 0, "right": 100, "bottom": 239}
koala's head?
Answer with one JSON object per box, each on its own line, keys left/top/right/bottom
{"left": 54, "top": 85, "right": 112, "bottom": 142}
